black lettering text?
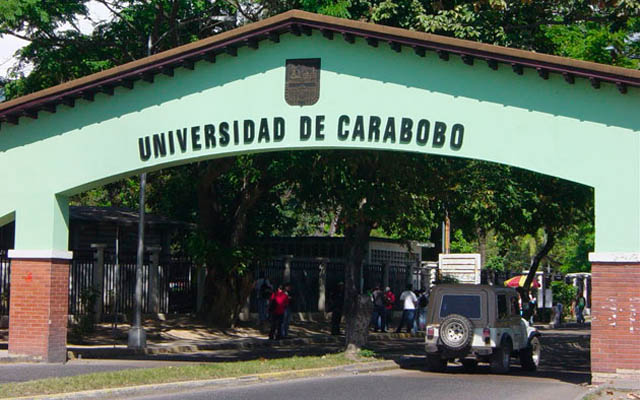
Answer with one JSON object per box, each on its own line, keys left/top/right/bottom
{"left": 400, "top": 118, "right": 412, "bottom": 144}
{"left": 416, "top": 120, "right": 430, "bottom": 145}
{"left": 176, "top": 128, "right": 188, "bottom": 152}
{"left": 337, "top": 115, "right": 350, "bottom": 140}
{"left": 204, "top": 124, "right": 216, "bottom": 148}
{"left": 368, "top": 116, "right": 381, "bottom": 142}
{"left": 450, "top": 123, "right": 464, "bottom": 150}
{"left": 433, "top": 121, "right": 446, "bottom": 148}
{"left": 274, "top": 117, "right": 285, "bottom": 142}
{"left": 258, "top": 118, "right": 270, "bottom": 143}
{"left": 244, "top": 120, "right": 255, "bottom": 144}
{"left": 153, "top": 133, "right": 167, "bottom": 158}
{"left": 138, "top": 137, "right": 151, "bottom": 161}
{"left": 315, "top": 115, "right": 325, "bottom": 140}
{"left": 168, "top": 131, "right": 175, "bottom": 154}
{"left": 191, "top": 126, "right": 201, "bottom": 150}
{"left": 300, "top": 116, "right": 312, "bottom": 140}
{"left": 353, "top": 116, "right": 364, "bottom": 141}
{"left": 383, "top": 117, "right": 396, "bottom": 143}
{"left": 219, "top": 122, "right": 230, "bottom": 146}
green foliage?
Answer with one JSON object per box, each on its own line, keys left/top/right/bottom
{"left": 450, "top": 229, "right": 475, "bottom": 253}
{"left": 550, "top": 281, "right": 577, "bottom": 312}
{"left": 357, "top": 348, "right": 377, "bottom": 358}
{"left": 545, "top": 19, "right": 640, "bottom": 68}
{"left": 554, "top": 222, "right": 594, "bottom": 274}
{"left": 485, "top": 254, "right": 505, "bottom": 272}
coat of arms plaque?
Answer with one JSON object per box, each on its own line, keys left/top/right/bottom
{"left": 285, "top": 58, "right": 321, "bottom": 106}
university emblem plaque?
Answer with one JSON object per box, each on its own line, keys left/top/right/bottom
{"left": 285, "top": 58, "right": 321, "bottom": 106}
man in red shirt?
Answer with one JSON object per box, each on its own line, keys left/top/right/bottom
{"left": 269, "top": 285, "right": 290, "bottom": 340}
{"left": 384, "top": 287, "right": 396, "bottom": 332}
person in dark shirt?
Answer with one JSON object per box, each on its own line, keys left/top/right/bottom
{"left": 330, "top": 282, "right": 345, "bottom": 335}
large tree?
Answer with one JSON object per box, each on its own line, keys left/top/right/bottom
{"left": 295, "top": 150, "right": 440, "bottom": 352}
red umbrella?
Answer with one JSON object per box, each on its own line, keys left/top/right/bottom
{"left": 504, "top": 275, "right": 541, "bottom": 289}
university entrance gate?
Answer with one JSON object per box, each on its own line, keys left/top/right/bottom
{"left": 0, "top": 10, "right": 638, "bottom": 382}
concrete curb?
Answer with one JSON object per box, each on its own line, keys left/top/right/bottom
{"left": 0, "top": 354, "right": 41, "bottom": 364}
{"left": 5, "top": 360, "right": 405, "bottom": 400}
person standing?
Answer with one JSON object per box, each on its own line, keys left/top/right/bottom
{"left": 416, "top": 288, "right": 429, "bottom": 331}
{"left": 281, "top": 282, "right": 294, "bottom": 338}
{"left": 330, "top": 282, "right": 345, "bottom": 335}
{"left": 255, "top": 273, "right": 272, "bottom": 328}
{"left": 384, "top": 287, "right": 395, "bottom": 332}
{"left": 575, "top": 295, "right": 586, "bottom": 324}
{"left": 396, "top": 284, "right": 418, "bottom": 333}
{"left": 371, "top": 286, "right": 386, "bottom": 332}
{"left": 269, "top": 285, "right": 289, "bottom": 340}
{"left": 529, "top": 294, "right": 537, "bottom": 325}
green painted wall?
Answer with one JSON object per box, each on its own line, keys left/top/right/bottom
{"left": 0, "top": 32, "right": 638, "bottom": 253}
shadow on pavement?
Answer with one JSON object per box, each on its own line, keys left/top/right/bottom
{"left": 386, "top": 331, "right": 591, "bottom": 386}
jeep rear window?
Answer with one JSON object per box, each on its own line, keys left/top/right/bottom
{"left": 440, "top": 294, "right": 482, "bottom": 319}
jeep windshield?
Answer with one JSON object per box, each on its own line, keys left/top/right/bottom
{"left": 439, "top": 294, "right": 482, "bottom": 320}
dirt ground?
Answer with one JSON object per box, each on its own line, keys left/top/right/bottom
{"left": 0, "top": 314, "right": 335, "bottom": 346}
{"left": 584, "top": 389, "right": 640, "bottom": 400}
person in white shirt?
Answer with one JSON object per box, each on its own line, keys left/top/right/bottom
{"left": 395, "top": 284, "right": 418, "bottom": 333}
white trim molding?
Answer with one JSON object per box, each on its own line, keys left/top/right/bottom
{"left": 8, "top": 249, "right": 74, "bottom": 260}
{"left": 589, "top": 252, "right": 640, "bottom": 263}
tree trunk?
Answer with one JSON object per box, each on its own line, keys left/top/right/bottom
{"left": 200, "top": 263, "right": 253, "bottom": 327}
{"left": 345, "top": 294, "right": 373, "bottom": 354}
{"left": 195, "top": 158, "right": 267, "bottom": 327}
{"left": 343, "top": 221, "right": 372, "bottom": 354}
{"left": 522, "top": 229, "right": 555, "bottom": 306}
{"left": 476, "top": 227, "right": 487, "bottom": 267}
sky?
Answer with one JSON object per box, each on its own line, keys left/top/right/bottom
{"left": 0, "top": 1, "right": 112, "bottom": 77}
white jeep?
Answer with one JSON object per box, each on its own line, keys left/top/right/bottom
{"left": 424, "top": 284, "right": 541, "bottom": 373}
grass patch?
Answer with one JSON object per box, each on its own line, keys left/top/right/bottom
{"left": 0, "top": 353, "right": 375, "bottom": 398}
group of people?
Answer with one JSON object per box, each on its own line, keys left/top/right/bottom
{"left": 370, "top": 284, "right": 429, "bottom": 334}
{"left": 552, "top": 294, "right": 586, "bottom": 327}
{"left": 255, "top": 274, "right": 295, "bottom": 340}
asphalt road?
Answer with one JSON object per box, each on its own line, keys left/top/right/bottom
{"left": 126, "top": 368, "right": 586, "bottom": 400}
{"left": 0, "top": 328, "right": 591, "bottom": 387}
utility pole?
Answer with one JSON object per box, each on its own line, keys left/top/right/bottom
{"left": 128, "top": 34, "right": 153, "bottom": 350}
{"left": 128, "top": 172, "right": 147, "bottom": 349}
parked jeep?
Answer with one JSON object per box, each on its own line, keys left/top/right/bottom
{"left": 424, "top": 284, "right": 541, "bottom": 373}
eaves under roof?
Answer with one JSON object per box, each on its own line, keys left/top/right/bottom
{"left": 70, "top": 206, "right": 190, "bottom": 227}
{"left": 1, "top": 9, "right": 639, "bottom": 128}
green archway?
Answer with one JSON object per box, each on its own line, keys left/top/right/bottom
{"left": 1, "top": 13, "right": 638, "bottom": 255}
{"left": 0, "top": 11, "right": 638, "bottom": 375}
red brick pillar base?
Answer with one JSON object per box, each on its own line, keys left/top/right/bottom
{"left": 8, "top": 258, "right": 70, "bottom": 363}
{"left": 590, "top": 259, "right": 640, "bottom": 384}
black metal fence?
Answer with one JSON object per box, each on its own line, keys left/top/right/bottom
{"left": 1, "top": 250, "right": 425, "bottom": 318}
{"left": 0, "top": 250, "right": 9, "bottom": 316}
{"left": 0, "top": 250, "right": 198, "bottom": 318}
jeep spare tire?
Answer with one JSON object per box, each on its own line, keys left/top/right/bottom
{"left": 439, "top": 314, "right": 473, "bottom": 351}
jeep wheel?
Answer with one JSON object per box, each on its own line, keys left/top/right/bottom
{"left": 490, "top": 338, "right": 512, "bottom": 374}
{"left": 426, "top": 354, "right": 447, "bottom": 372}
{"left": 520, "top": 336, "right": 541, "bottom": 371}
{"left": 439, "top": 314, "right": 473, "bottom": 351}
